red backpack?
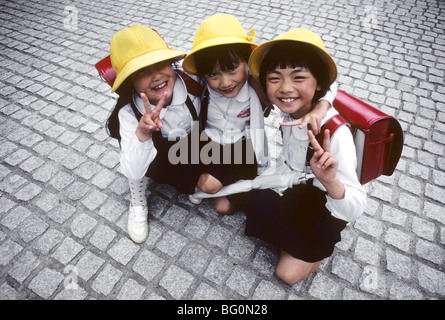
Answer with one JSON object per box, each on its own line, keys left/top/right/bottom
{"left": 320, "top": 90, "right": 403, "bottom": 184}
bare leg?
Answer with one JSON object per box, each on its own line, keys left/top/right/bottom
{"left": 214, "top": 196, "right": 235, "bottom": 215}
{"left": 275, "top": 250, "right": 321, "bottom": 285}
{"left": 197, "top": 173, "right": 234, "bottom": 215}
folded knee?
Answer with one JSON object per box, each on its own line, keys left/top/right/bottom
{"left": 275, "top": 267, "right": 309, "bottom": 285}
{"left": 198, "top": 174, "right": 222, "bottom": 194}
{"left": 215, "top": 198, "right": 234, "bottom": 215}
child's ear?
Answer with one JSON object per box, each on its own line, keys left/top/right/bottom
{"left": 316, "top": 84, "right": 321, "bottom": 91}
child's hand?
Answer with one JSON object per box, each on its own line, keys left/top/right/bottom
{"left": 308, "top": 129, "right": 338, "bottom": 184}
{"left": 136, "top": 92, "right": 166, "bottom": 141}
{"left": 280, "top": 111, "right": 324, "bottom": 134}
{"left": 280, "top": 100, "right": 329, "bottom": 134}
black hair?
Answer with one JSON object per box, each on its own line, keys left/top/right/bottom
{"left": 194, "top": 43, "right": 251, "bottom": 77}
{"left": 259, "top": 42, "right": 330, "bottom": 103}
{"left": 105, "top": 78, "right": 133, "bottom": 142}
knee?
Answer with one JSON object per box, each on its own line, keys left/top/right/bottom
{"left": 214, "top": 197, "right": 234, "bottom": 215}
{"left": 275, "top": 253, "right": 320, "bottom": 285}
{"left": 198, "top": 174, "right": 222, "bottom": 194}
{"left": 275, "top": 266, "right": 309, "bottom": 285}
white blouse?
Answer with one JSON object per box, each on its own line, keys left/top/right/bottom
{"left": 281, "top": 107, "right": 367, "bottom": 222}
{"left": 118, "top": 73, "right": 200, "bottom": 182}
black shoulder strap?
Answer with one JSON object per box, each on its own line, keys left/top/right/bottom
{"left": 176, "top": 70, "right": 204, "bottom": 97}
{"left": 185, "top": 95, "right": 198, "bottom": 121}
{"left": 199, "top": 89, "right": 210, "bottom": 133}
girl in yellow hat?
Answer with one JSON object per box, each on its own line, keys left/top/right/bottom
{"left": 106, "top": 25, "right": 203, "bottom": 243}
{"left": 183, "top": 14, "right": 337, "bottom": 215}
{"left": 245, "top": 29, "right": 366, "bottom": 285}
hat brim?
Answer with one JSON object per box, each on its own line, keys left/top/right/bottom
{"left": 248, "top": 39, "right": 337, "bottom": 85}
{"left": 111, "top": 49, "right": 186, "bottom": 92}
{"left": 182, "top": 37, "right": 258, "bottom": 75}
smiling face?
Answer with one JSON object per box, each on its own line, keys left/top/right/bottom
{"left": 259, "top": 42, "right": 330, "bottom": 119}
{"left": 266, "top": 66, "right": 320, "bottom": 119}
{"left": 131, "top": 60, "right": 175, "bottom": 106}
{"left": 204, "top": 61, "right": 249, "bottom": 98}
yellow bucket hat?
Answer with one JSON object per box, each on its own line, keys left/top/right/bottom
{"left": 248, "top": 28, "right": 337, "bottom": 85}
{"left": 182, "top": 14, "right": 258, "bottom": 75}
{"left": 110, "top": 25, "right": 186, "bottom": 92}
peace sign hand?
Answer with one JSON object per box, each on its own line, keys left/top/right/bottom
{"left": 308, "top": 129, "right": 338, "bottom": 184}
{"left": 136, "top": 91, "right": 167, "bottom": 142}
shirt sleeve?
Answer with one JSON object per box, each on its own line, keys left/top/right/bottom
{"left": 317, "top": 125, "right": 367, "bottom": 222}
{"left": 118, "top": 105, "right": 157, "bottom": 182}
{"left": 318, "top": 81, "right": 338, "bottom": 106}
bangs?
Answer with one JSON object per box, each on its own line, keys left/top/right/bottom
{"left": 259, "top": 42, "right": 330, "bottom": 100}
{"left": 195, "top": 44, "right": 251, "bottom": 76}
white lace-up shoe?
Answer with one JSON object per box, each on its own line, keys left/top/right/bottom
{"left": 127, "top": 204, "right": 148, "bottom": 243}
{"left": 188, "top": 187, "right": 203, "bottom": 205}
{"left": 188, "top": 194, "right": 203, "bottom": 205}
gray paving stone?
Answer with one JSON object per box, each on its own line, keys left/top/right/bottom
{"left": 179, "top": 243, "right": 210, "bottom": 274}
{"left": 157, "top": 230, "right": 188, "bottom": 257}
{"left": 0, "top": 0, "right": 444, "bottom": 302}
{"left": 7, "top": 250, "right": 40, "bottom": 283}
{"left": 226, "top": 266, "right": 256, "bottom": 297}
{"left": 107, "top": 237, "right": 140, "bottom": 266}
{"left": 116, "top": 278, "right": 146, "bottom": 300}
{"left": 133, "top": 249, "right": 165, "bottom": 282}
{"left": 81, "top": 188, "right": 108, "bottom": 211}
{"left": 192, "top": 282, "right": 225, "bottom": 300}
{"left": 389, "top": 281, "right": 424, "bottom": 300}
{"left": 70, "top": 213, "right": 98, "bottom": 238}
{"left": 17, "top": 214, "right": 49, "bottom": 243}
{"left": 76, "top": 251, "right": 106, "bottom": 282}
{"left": 252, "top": 280, "right": 285, "bottom": 300}
{"left": 91, "top": 263, "right": 123, "bottom": 296}
{"left": 33, "top": 228, "right": 65, "bottom": 254}
{"left": 354, "top": 237, "right": 381, "bottom": 266}
{"left": 1, "top": 205, "right": 32, "bottom": 230}
{"left": 89, "top": 224, "right": 117, "bottom": 251}
{"left": 160, "top": 265, "right": 194, "bottom": 299}
{"left": 51, "top": 237, "right": 84, "bottom": 265}
{"left": 28, "top": 267, "right": 64, "bottom": 299}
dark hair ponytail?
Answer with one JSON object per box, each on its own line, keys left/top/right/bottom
{"left": 105, "top": 79, "right": 133, "bottom": 142}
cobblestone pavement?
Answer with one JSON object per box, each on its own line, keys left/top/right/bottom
{"left": 0, "top": 0, "right": 444, "bottom": 301}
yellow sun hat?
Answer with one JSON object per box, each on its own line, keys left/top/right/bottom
{"left": 182, "top": 14, "right": 258, "bottom": 75}
{"left": 248, "top": 28, "right": 337, "bottom": 85}
{"left": 110, "top": 25, "right": 186, "bottom": 92}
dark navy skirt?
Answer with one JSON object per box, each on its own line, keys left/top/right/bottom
{"left": 147, "top": 131, "right": 203, "bottom": 195}
{"left": 201, "top": 138, "right": 257, "bottom": 208}
{"left": 245, "top": 183, "right": 347, "bottom": 262}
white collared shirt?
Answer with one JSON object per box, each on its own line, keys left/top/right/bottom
{"left": 118, "top": 73, "right": 200, "bottom": 181}
{"left": 205, "top": 81, "right": 251, "bottom": 145}
{"left": 281, "top": 107, "right": 367, "bottom": 222}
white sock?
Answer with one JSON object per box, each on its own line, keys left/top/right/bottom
{"left": 129, "top": 176, "right": 149, "bottom": 207}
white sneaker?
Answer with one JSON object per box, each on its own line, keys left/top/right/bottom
{"left": 127, "top": 204, "right": 148, "bottom": 243}
{"left": 188, "top": 194, "right": 203, "bottom": 205}
{"left": 189, "top": 187, "right": 203, "bottom": 205}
